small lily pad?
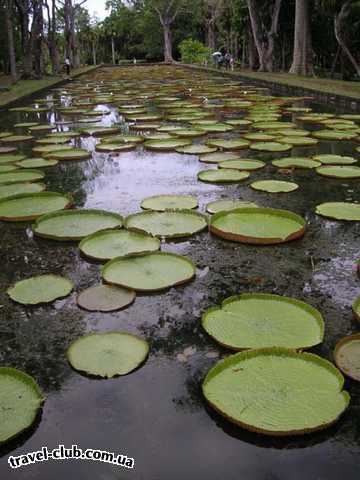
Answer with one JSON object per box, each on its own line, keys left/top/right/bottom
{"left": 313, "top": 154, "right": 357, "bottom": 165}
{"left": 77, "top": 285, "right": 136, "bottom": 312}
{"left": 16, "top": 158, "right": 58, "bottom": 168}
{"left": 0, "top": 182, "right": 45, "bottom": 201}
{"left": 272, "top": 158, "right": 321, "bottom": 169}
{"left": 7, "top": 274, "right": 73, "bottom": 305}
{"left": 199, "top": 152, "right": 241, "bottom": 164}
{"left": 250, "top": 180, "right": 299, "bottom": 193}
{"left": 219, "top": 159, "right": 265, "bottom": 171}
{"left": 334, "top": 334, "right": 360, "bottom": 382}
{"left": 312, "top": 130, "right": 358, "bottom": 141}
{"left": 0, "top": 169, "right": 45, "bottom": 185}
{"left": 175, "top": 144, "right": 217, "bottom": 155}
{"left": 250, "top": 142, "right": 292, "bottom": 152}
{"left": 140, "top": 194, "right": 198, "bottom": 211}
{"left": 315, "top": 202, "right": 360, "bottom": 221}
{"left": 206, "top": 139, "right": 250, "bottom": 150}
{"left": 198, "top": 169, "right": 249, "bottom": 183}
{"left": 206, "top": 200, "right": 259, "bottom": 214}
{"left": 316, "top": 165, "right": 360, "bottom": 179}
{"left": 46, "top": 148, "right": 91, "bottom": 161}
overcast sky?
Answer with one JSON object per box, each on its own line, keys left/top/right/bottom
{"left": 85, "top": 0, "right": 108, "bottom": 21}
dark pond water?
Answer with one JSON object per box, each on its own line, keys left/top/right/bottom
{"left": 0, "top": 67, "right": 359, "bottom": 479}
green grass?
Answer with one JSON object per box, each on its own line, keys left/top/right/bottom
{"left": 0, "top": 65, "right": 100, "bottom": 107}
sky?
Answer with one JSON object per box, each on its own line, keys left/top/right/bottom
{"left": 85, "top": 0, "right": 108, "bottom": 21}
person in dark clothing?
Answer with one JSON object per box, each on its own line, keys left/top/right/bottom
{"left": 65, "top": 58, "right": 71, "bottom": 76}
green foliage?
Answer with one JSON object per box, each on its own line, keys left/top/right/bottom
{"left": 179, "top": 39, "right": 212, "bottom": 65}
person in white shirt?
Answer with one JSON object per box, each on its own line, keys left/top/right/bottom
{"left": 65, "top": 58, "right": 71, "bottom": 76}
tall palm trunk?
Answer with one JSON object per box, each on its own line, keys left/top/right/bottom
{"left": 289, "top": 0, "right": 314, "bottom": 76}
{"left": 334, "top": 0, "right": 360, "bottom": 77}
{"left": 5, "top": 0, "right": 17, "bottom": 82}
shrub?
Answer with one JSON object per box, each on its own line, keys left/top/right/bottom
{"left": 179, "top": 39, "right": 212, "bottom": 65}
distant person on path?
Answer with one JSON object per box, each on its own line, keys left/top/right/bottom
{"left": 65, "top": 57, "right": 71, "bottom": 76}
{"left": 224, "top": 52, "right": 232, "bottom": 70}
{"left": 212, "top": 51, "right": 222, "bottom": 69}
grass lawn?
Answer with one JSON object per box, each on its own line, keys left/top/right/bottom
{"left": 0, "top": 65, "right": 99, "bottom": 107}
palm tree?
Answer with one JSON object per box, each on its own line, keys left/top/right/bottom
{"left": 289, "top": 0, "right": 314, "bottom": 76}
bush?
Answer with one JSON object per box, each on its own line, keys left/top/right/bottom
{"left": 179, "top": 39, "right": 211, "bottom": 65}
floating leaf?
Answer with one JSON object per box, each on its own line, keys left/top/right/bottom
{"left": 272, "top": 157, "right": 321, "bottom": 169}
{"left": 0, "top": 182, "right": 45, "bottom": 201}
{"left": 202, "top": 293, "right": 324, "bottom": 350}
{"left": 203, "top": 348, "right": 349, "bottom": 435}
{"left": 102, "top": 252, "right": 195, "bottom": 292}
{"left": 198, "top": 169, "right": 249, "bottom": 183}
{"left": 46, "top": 148, "right": 91, "bottom": 161}
{"left": 312, "top": 154, "right": 357, "bottom": 165}
{"left": 77, "top": 285, "right": 136, "bottom": 312}
{"left": 219, "top": 159, "right": 265, "bottom": 171}
{"left": 316, "top": 165, "right": 360, "bottom": 179}
{"left": 206, "top": 139, "right": 250, "bottom": 150}
{"left": 315, "top": 202, "right": 360, "bottom": 221}
{"left": 0, "top": 169, "right": 45, "bottom": 185}
{"left": 206, "top": 199, "right": 258, "bottom": 214}
{"left": 16, "top": 158, "right": 58, "bottom": 168}
{"left": 334, "top": 334, "right": 360, "bottom": 382}
{"left": 199, "top": 152, "right": 241, "bottom": 163}
{"left": 140, "top": 194, "right": 198, "bottom": 211}
{"left": 67, "top": 332, "right": 149, "bottom": 378}
{"left": 312, "top": 130, "right": 358, "bottom": 140}
{"left": 7, "top": 274, "right": 73, "bottom": 305}
{"left": 250, "top": 180, "right": 299, "bottom": 193}
{"left": 175, "top": 144, "right": 217, "bottom": 155}
{"left": 250, "top": 142, "right": 292, "bottom": 152}
{"left": 0, "top": 192, "right": 72, "bottom": 221}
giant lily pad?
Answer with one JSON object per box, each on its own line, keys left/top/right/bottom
{"left": 202, "top": 293, "right": 324, "bottom": 350}
{"left": 34, "top": 209, "right": 123, "bottom": 241}
{"left": 312, "top": 130, "right": 358, "bottom": 141}
{"left": 250, "top": 180, "right": 299, "bottom": 193}
{"left": 202, "top": 348, "right": 349, "bottom": 435}
{"left": 206, "top": 139, "right": 250, "bottom": 150}
{"left": 272, "top": 157, "right": 321, "bottom": 169}
{"left": 206, "top": 199, "right": 258, "bottom": 214}
{"left": 175, "top": 144, "right": 217, "bottom": 155}
{"left": 0, "top": 367, "right": 44, "bottom": 443}
{"left": 199, "top": 152, "right": 241, "bottom": 164}
{"left": 0, "top": 154, "right": 26, "bottom": 165}
{"left": 316, "top": 165, "right": 360, "bottom": 179}
{"left": 0, "top": 165, "right": 19, "bottom": 173}
{"left": 144, "top": 139, "right": 191, "bottom": 151}
{"left": 140, "top": 194, "right": 198, "bottom": 211}
{"left": 1, "top": 135, "right": 34, "bottom": 143}
{"left": 95, "top": 143, "right": 136, "bottom": 153}
{"left": 67, "top": 332, "right": 148, "bottom": 378}
{"left": 313, "top": 154, "right": 357, "bottom": 165}
{"left": 315, "top": 202, "right": 360, "bottom": 221}
{"left": 79, "top": 229, "right": 160, "bottom": 261}
{"left": 46, "top": 148, "right": 91, "bottom": 161}
{"left": 7, "top": 274, "right": 73, "bottom": 305}
{"left": 33, "top": 144, "right": 74, "bottom": 156}
{"left": 125, "top": 210, "right": 207, "bottom": 238}
{"left": 16, "top": 158, "right": 58, "bottom": 168}
{"left": 278, "top": 136, "right": 318, "bottom": 147}
{"left": 0, "top": 182, "right": 45, "bottom": 201}
{"left": 250, "top": 142, "right": 292, "bottom": 152}
{"left": 77, "top": 285, "right": 136, "bottom": 312}
{"left": 102, "top": 252, "right": 195, "bottom": 292}
{"left": 0, "top": 192, "right": 72, "bottom": 221}
{"left": 334, "top": 334, "right": 360, "bottom": 381}
{"left": 0, "top": 169, "right": 44, "bottom": 185}
{"left": 210, "top": 207, "right": 306, "bottom": 244}
{"left": 198, "top": 169, "right": 249, "bottom": 183}
{"left": 219, "top": 159, "right": 265, "bottom": 171}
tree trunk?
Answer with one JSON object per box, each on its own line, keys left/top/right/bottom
{"left": 92, "top": 41, "right": 97, "bottom": 65}
{"left": 334, "top": 1, "right": 360, "bottom": 77}
{"left": 207, "top": 21, "right": 216, "bottom": 50}
{"left": 163, "top": 23, "right": 173, "bottom": 63}
{"left": 111, "top": 37, "right": 116, "bottom": 64}
{"left": 31, "top": 0, "right": 44, "bottom": 78}
{"left": 247, "top": 26, "right": 258, "bottom": 70}
{"left": 289, "top": 0, "right": 314, "bottom": 76}
{"left": 5, "top": 0, "right": 17, "bottom": 82}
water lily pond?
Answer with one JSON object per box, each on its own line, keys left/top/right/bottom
{"left": 0, "top": 66, "right": 359, "bottom": 479}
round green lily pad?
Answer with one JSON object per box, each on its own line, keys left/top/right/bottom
{"left": 243, "top": 133, "right": 277, "bottom": 142}
{"left": 175, "top": 144, "right": 217, "bottom": 155}
{"left": 0, "top": 146, "right": 17, "bottom": 154}
{"left": 125, "top": 210, "right": 207, "bottom": 238}
{"left": 278, "top": 136, "right": 318, "bottom": 146}
{"left": 315, "top": 202, "right": 360, "bottom": 221}
{"left": 143, "top": 138, "right": 192, "bottom": 151}
{"left": 15, "top": 158, "right": 58, "bottom": 168}
{"left": 313, "top": 154, "right": 357, "bottom": 165}
{"left": 0, "top": 132, "right": 13, "bottom": 139}
{"left": 140, "top": 194, "right": 198, "bottom": 211}
{"left": 219, "top": 159, "right": 265, "bottom": 171}
{"left": 312, "top": 130, "right": 358, "bottom": 141}
{"left": 0, "top": 169, "right": 45, "bottom": 185}
{"left": 7, "top": 274, "right": 73, "bottom": 305}
{"left": 35, "top": 137, "right": 71, "bottom": 145}
{"left": 206, "top": 199, "right": 259, "bottom": 214}
{"left": 225, "top": 119, "right": 252, "bottom": 127}
{"left": 0, "top": 182, "right": 45, "bottom": 201}
{"left": 77, "top": 285, "right": 136, "bottom": 312}
{"left": 210, "top": 207, "right": 306, "bottom": 244}
{"left": 272, "top": 157, "right": 321, "bottom": 169}
{"left": 202, "top": 293, "right": 324, "bottom": 350}
{"left": 103, "top": 134, "right": 144, "bottom": 144}
{"left": 199, "top": 152, "right": 241, "bottom": 164}
{"left": 34, "top": 209, "right": 123, "bottom": 241}
{"left": 334, "top": 334, "right": 360, "bottom": 382}
{"left": 250, "top": 142, "right": 292, "bottom": 152}
{"left": 0, "top": 164, "right": 19, "bottom": 173}
{"left": 202, "top": 348, "right": 349, "bottom": 435}
{"left": 33, "top": 144, "right": 74, "bottom": 156}
{"left": 29, "top": 125, "right": 53, "bottom": 133}
{"left": 79, "top": 229, "right": 160, "bottom": 261}
{"left": 67, "top": 332, "right": 148, "bottom": 378}
{"left": 251, "top": 180, "right": 299, "bottom": 193}
{"left": 96, "top": 143, "right": 136, "bottom": 153}
{"left": 0, "top": 367, "right": 44, "bottom": 443}
{"left": 316, "top": 165, "right": 360, "bottom": 179}
{"left": 198, "top": 169, "right": 250, "bottom": 183}
{"left": 82, "top": 127, "right": 120, "bottom": 137}
{"left": 171, "top": 129, "right": 206, "bottom": 137}
{"left": 46, "top": 148, "right": 91, "bottom": 161}
{"left": 198, "top": 124, "right": 234, "bottom": 133}
{"left": 252, "top": 121, "right": 296, "bottom": 130}
{"left": 0, "top": 154, "right": 27, "bottom": 165}
{"left": 102, "top": 252, "right": 195, "bottom": 292}
{"left": 206, "top": 139, "right": 250, "bottom": 150}
{"left": 1, "top": 135, "right": 34, "bottom": 143}
{"left": 0, "top": 192, "right": 72, "bottom": 221}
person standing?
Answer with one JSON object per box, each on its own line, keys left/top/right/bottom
{"left": 65, "top": 57, "right": 71, "bottom": 76}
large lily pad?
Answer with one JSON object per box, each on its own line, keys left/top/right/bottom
{"left": 67, "top": 332, "right": 149, "bottom": 378}
{"left": 0, "top": 192, "right": 72, "bottom": 221}
{"left": 313, "top": 154, "right": 357, "bottom": 165}
{"left": 102, "top": 252, "right": 195, "bottom": 292}
{"left": 125, "top": 210, "right": 207, "bottom": 238}
{"left": 140, "top": 194, "right": 198, "bottom": 211}
{"left": 0, "top": 154, "right": 26, "bottom": 165}
{"left": 334, "top": 334, "right": 360, "bottom": 381}
{"left": 202, "top": 348, "right": 349, "bottom": 435}
{"left": 79, "top": 229, "right": 160, "bottom": 261}
{"left": 0, "top": 182, "right": 45, "bottom": 201}
{"left": 206, "top": 139, "right": 250, "bottom": 150}
{"left": 202, "top": 293, "right": 324, "bottom": 350}
{"left": 272, "top": 157, "right": 321, "bottom": 169}
{"left": 46, "top": 148, "right": 91, "bottom": 161}
{"left": 77, "top": 285, "right": 136, "bottom": 312}
{"left": 95, "top": 143, "right": 137, "bottom": 153}
{"left": 33, "top": 209, "right": 123, "bottom": 241}
{"left": 199, "top": 152, "right": 241, "bottom": 164}
{"left": 206, "top": 199, "right": 259, "bottom": 214}
{"left": 198, "top": 169, "right": 249, "bottom": 183}
{"left": 278, "top": 136, "right": 318, "bottom": 146}
{"left": 175, "top": 144, "right": 217, "bottom": 155}
{"left": 0, "top": 169, "right": 45, "bottom": 185}
{"left": 0, "top": 165, "right": 19, "bottom": 173}
{"left": 16, "top": 158, "right": 58, "bottom": 168}
{"left": 1, "top": 135, "right": 34, "bottom": 143}
{"left": 144, "top": 139, "right": 191, "bottom": 151}
{"left": 315, "top": 202, "right": 360, "bottom": 221}
{"left": 250, "top": 142, "right": 292, "bottom": 152}
{"left": 210, "top": 207, "right": 306, "bottom": 244}
{"left": 7, "top": 274, "right": 73, "bottom": 305}
{"left": 0, "top": 367, "right": 44, "bottom": 443}
{"left": 316, "top": 165, "right": 360, "bottom": 179}
{"left": 219, "top": 159, "right": 265, "bottom": 171}
{"left": 250, "top": 180, "right": 299, "bottom": 193}
{"left": 312, "top": 130, "right": 358, "bottom": 141}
